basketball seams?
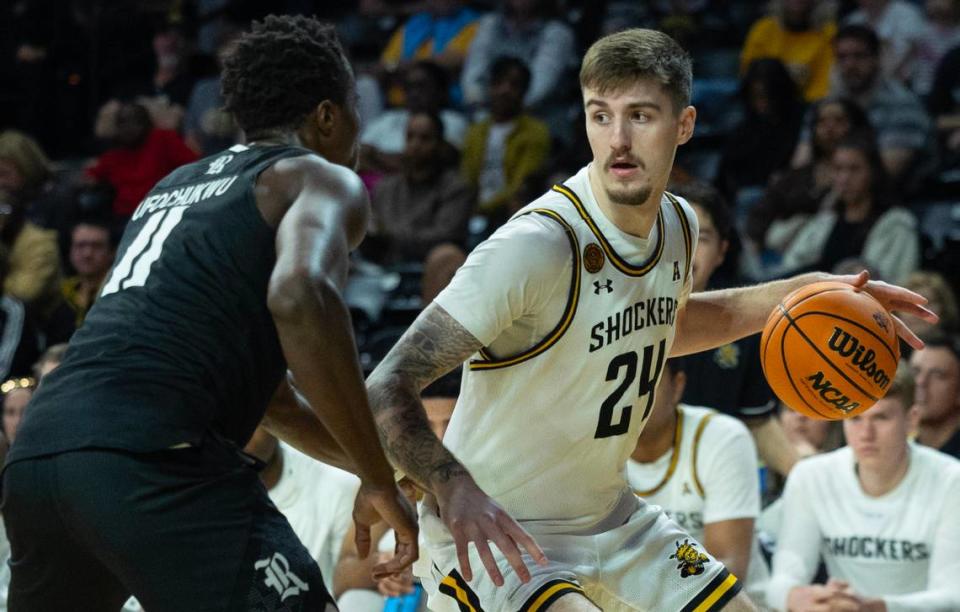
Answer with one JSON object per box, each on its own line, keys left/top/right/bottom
{"left": 778, "top": 318, "right": 833, "bottom": 419}
{"left": 781, "top": 308, "right": 881, "bottom": 404}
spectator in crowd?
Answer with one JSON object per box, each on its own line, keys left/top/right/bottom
{"left": 717, "top": 59, "right": 805, "bottom": 203}
{"left": 927, "top": 43, "right": 960, "bottom": 173}
{"left": 183, "top": 28, "right": 241, "bottom": 156}
{"left": 379, "top": 0, "right": 481, "bottom": 106}
{"left": 844, "top": 0, "right": 929, "bottom": 83}
{"left": 767, "top": 362, "right": 960, "bottom": 611}
{"left": 243, "top": 423, "right": 360, "bottom": 595}
{"left": 0, "top": 130, "right": 73, "bottom": 238}
{"left": 914, "top": 0, "right": 960, "bottom": 96}
{"left": 113, "top": 21, "right": 198, "bottom": 119}
{"left": 778, "top": 403, "right": 845, "bottom": 460}
{"left": 461, "top": 57, "right": 550, "bottom": 224}
{"left": 628, "top": 358, "right": 768, "bottom": 604}
{"left": 779, "top": 132, "right": 920, "bottom": 283}
{"left": 460, "top": 0, "right": 576, "bottom": 126}
{"left": 741, "top": 0, "right": 837, "bottom": 102}
{"left": 909, "top": 332, "right": 960, "bottom": 458}
{"left": 0, "top": 143, "right": 62, "bottom": 320}
{"left": 0, "top": 245, "right": 41, "bottom": 385}
{"left": 360, "top": 61, "right": 468, "bottom": 176}
{"left": 32, "top": 343, "right": 68, "bottom": 381}
{"left": 902, "top": 271, "right": 960, "bottom": 336}
{"left": 366, "top": 110, "right": 474, "bottom": 268}
{"left": 61, "top": 219, "right": 117, "bottom": 328}
{"left": 87, "top": 101, "right": 199, "bottom": 221}
{"left": 747, "top": 98, "right": 871, "bottom": 259}
{"left": 672, "top": 182, "right": 801, "bottom": 481}
{"left": 821, "top": 24, "right": 934, "bottom": 184}
{"left": 1, "top": 377, "right": 36, "bottom": 446}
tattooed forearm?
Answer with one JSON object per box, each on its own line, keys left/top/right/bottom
{"left": 367, "top": 302, "right": 482, "bottom": 490}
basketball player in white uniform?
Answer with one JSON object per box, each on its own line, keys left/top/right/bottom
{"left": 767, "top": 364, "right": 960, "bottom": 612}
{"left": 366, "top": 28, "right": 935, "bottom": 612}
{"left": 627, "top": 359, "right": 769, "bottom": 606}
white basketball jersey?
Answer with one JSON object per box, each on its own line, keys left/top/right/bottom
{"left": 625, "top": 406, "right": 769, "bottom": 602}
{"left": 442, "top": 168, "right": 695, "bottom": 531}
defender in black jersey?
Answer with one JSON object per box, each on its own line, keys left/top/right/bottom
{"left": 1, "top": 16, "right": 417, "bottom": 611}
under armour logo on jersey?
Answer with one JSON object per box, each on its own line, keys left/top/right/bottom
{"left": 673, "top": 261, "right": 681, "bottom": 282}
{"left": 254, "top": 552, "right": 310, "bottom": 602}
{"left": 206, "top": 154, "right": 234, "bottom": 175}
{"left": 594, "top": 279, "right": 613, "bottom": 294}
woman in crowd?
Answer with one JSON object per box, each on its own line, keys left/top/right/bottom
{"left": 777, "top": 131, "right": 920, "bottom": 283}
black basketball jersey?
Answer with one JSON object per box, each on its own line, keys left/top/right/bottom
{"left": 8, "top": 144, "right": 313, "bottom": 463}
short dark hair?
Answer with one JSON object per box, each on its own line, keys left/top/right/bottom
{"left": 670, "top": 181, "right": 732, "bottom": 241}
{"left": 835, "top": 24, "right": 881, "bottom": 57}
{"left": 580, "top": 28, "right": 692, "bottom": 114}
{"left": 221, "top": 15, "right": 353, "bottom": 135}
{"left": 490, "top": 56, "right": 531, "bottom": 94}
{"left": 71, "top": 216, "right": 118, "bottom": 248}
{"left": 406, "top": 60, "right": 449, "bottom": 94}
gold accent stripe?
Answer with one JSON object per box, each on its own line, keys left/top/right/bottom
{"left": 469, "top": 209, "right": 581, "bottom": 371}
{"left": 665, "top": 191, "right": 693, "bottom": 283}
{"left": 439, "top": 574, "right": 480, "bottom": 612}
{"left": 692, "top": 573, "right": 739, "bottom": 612}
{"left": 691, "top": 410, "right": 716, "bottom": 498}
{"left": 521, "top": 581, "right": 585, "bottom": 612}
{"left": 634, "top": 407, "right": 684, "bottom": 497}
{"left": 551, "top": 184, "right": 664, "bottom": 277}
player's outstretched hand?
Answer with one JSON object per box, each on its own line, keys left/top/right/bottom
{"left": 834, "top": 270, "right": 939, "bottom": 350}
{"left": 352, "top": 482, "right": 419, "bottom": 580}
{"left": 433, "top": 472, "right": 548, "bottom": 587}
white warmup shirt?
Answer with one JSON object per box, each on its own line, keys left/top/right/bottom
{"left": 268, "top": 443, "right": 360, "bottom": 593}
{"left": 626, "top": 405, "right": 769, "bottom": 603}
{"left": 435, "top": 164, "right": 697, "bottom": 532}
{"left": 767, "top": 444, "right": 960, "bottom": 612}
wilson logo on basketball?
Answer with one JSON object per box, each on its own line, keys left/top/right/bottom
{"left": 805, "top": 371, "right": 860, "bottom": 413}
{"left": 826, "top": 327, "right": 892, "bottom": 390}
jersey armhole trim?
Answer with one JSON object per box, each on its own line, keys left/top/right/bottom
{"left": 634, "top": 406, "right": 685, "bottom": 497}
{"left": 551, "top": 183, "right": 664, "bottom": 277}
{"left": 691, "top": 410, "right": 717, "bottom": 498}
{"left": 665, "top": 191, "right": 693, "bottom": 283}
{"left": 469, "top": 208, "right": 581, "bottom": 371}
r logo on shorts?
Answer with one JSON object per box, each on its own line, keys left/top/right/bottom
{"left": 255, "top": 552, "right": 310, "bottom": 602}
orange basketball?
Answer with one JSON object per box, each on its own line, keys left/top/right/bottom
{"left": 760, "top": 281, "right": 900, "bottom": 420}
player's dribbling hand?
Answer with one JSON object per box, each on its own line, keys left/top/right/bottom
{"left": 433, "top": 472, "right": 549, "bottom": 587}
{"left": 352, "top": 482, "right": 419, "bottom": 580}
{"left": 834, "top": 270, "right": 939, "bottom": 350}
{"left": 374, "top": 552, "right": 415, "bottom": 597}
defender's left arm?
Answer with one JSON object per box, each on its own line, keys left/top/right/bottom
{"left": 671, "top": 271, "right": 937, "bottom": 357}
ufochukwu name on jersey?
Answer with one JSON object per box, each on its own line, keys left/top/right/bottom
{"left": 131, "top": 175, "right": 239, "bottom": 221}
{"left": 589, "top": 296, "right": 679, "bottom": 352}
{"left": 822, "top": 536, "right": 929, "bottom": 561}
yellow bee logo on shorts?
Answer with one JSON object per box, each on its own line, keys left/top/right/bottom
{"left": 669, "top": 539, "right": 710, "bottom": 577}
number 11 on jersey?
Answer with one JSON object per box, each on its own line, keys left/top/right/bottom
{"left": 595, "top": 339, "right": 666, "bottom": 439}
{"left": 101, "top": 207, "right": 187, "bottom": 297}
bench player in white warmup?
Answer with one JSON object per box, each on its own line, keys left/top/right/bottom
{"left": 367, "top": 28, "right": 936, "bottom": 612}
{"left": 627, "top": 358, "right": 769, "bottom": 606}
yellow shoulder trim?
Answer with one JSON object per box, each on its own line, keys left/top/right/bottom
{"left": 634, "top": 407, "right": 684, "bottom": 497}
{"left": 691, "top": 410, "right": 717, "bottom": 498}
{"left": 469, "top": 208, "right": 581, "bottom": 371}
{"left": 551, "top": 184, "right": 664, "bottom": 277}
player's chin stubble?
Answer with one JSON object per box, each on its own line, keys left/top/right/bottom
{"left": 606, "top": 185, "right": 652, "bottom": 207}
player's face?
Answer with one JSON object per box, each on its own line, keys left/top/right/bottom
{"left": 2, "top": 388, "right": 32, "bottom": 444}
{"left": 910, "top": 347, "right": 960, "bottom": 424}
{"left": 844, "top": 397, "right": 914, "bottom": 466}
{"left": 690, "top": 203, "right": 727, "bottom": 293}
{"left": 583, "top": 80, "right": 695, "bottom": 208}
{"left": 835, "top": 38, "right": 878, "bottom": 93}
